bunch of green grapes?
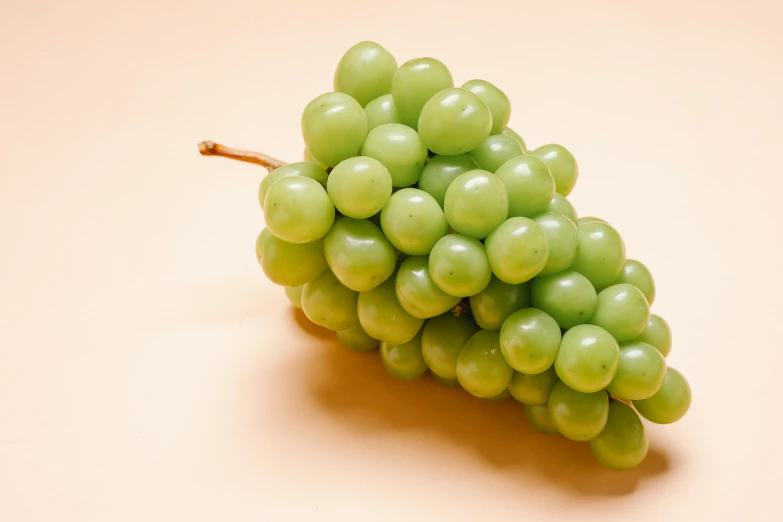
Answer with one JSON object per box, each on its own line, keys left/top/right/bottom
{"left": 205, "top": 41, "right": 692, "bottom": 472}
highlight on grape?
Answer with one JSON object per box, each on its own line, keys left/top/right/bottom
{"left": 198, "top": 41, "right": 692, "bottom": 471}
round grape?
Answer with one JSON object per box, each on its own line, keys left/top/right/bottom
{"left": 526, "top": 403, "right": 559, "bottom": 434}
{"left": 428, "top": 234, "right": 491, "bottom": 297}
{"left": 301, "top": 270, "right": 359, "bottom": 331}
{"left": 461, "top": 79, "right": 511, "bottom": 134}
{"left": 301, "top": 92, "right": 367, "bottom": 167}
{"left": 381, "top": 329, "right": 428, "bottom": 381}
{"left": 357, "top": 277, "right": 424, "bottom": 345}
{"left": 533, "top": 212, "right": 578, "bottom": 276}
{"left": 633, "top": 314, "right": 672, "bottom": 357}
{"left": 469, "top": 134, "right": 523, "bottom": 173}
{"left": 324, "top": 218, "right": 396, "bottom": 292}
{"left": 500, "top": 308, "right": 562, "bottom": 374}
{"left": 422, "top": 313, "right": 480, "bottom": 379}
{"left": 264, "top": 176, "right": 335, "bottom": 244}
{"left": 284, "top": 285, "right": 304, "bottom": 310}
{"left": 456, "top": 330, "right": 514, "bottom": 398}
{"left": 418, "top": 154, "right": 477, "bottom": 208}
{"left": 337, "top": 322, "right": 379, "bottom": 352}
{"left": 529, "top": 144, "right": 578, "bottom": 196}
{"left": 392, "top": 58, "right": 453, "bottom": 129}
{"left": 577, "top": 216, "right": 608, "bottom": 226}
{"left": 501, "top": 127, "right": 527, "bottom": 152}
{"left": 327, "top": 156, "right": 392, "bottom": 218}
{"left": 607, "top": 341, "right": 667, "bottom": 400}
{"left": 590, "top": 400, "right": 649, "bottom": 470}
{"left": 364, "top": 94, "right": 400, "bottom": 130}
{"left": 633, "top": 367, "right": 691, "bottom": 424}
{"left": 530, "top": 270, "right": 597, "bottom": 329}
{"left": 495, "top": 155, "right": 556, "bottom": 218}
{"left": 571, "top": 221, "right": 626, "bottom": 290}
{"left": 361, "top": 123, "right": 428, "bottom": 187}
{"left": 548, "top": 381, "right": 609, "bottom": 441}
{"left": 555, "top": 324, "right": 620, "bottom": 393}
{"left": 614, "top": 259, "right": 656, "bottom": 305}
{"left": 469, "top": 277, "right": 530, "bottom": 331}
{"left": 334, "top": 41, "right": 397, "bottom": 107}
{"left": 303, "top": 147, "right": 328, "bottom": 170}
{"left": 396, "top": 256, "right": 461, "bottom": 319}
{"left": 418, "top": 88, "right": 492, "bottom": 155}
{"left": 546, "top": 193, "right": 577, "bottom": 224}
{"left": 444, "top": 170, "right": 509, "bottom": 239}
{"left": 590, "top": 284, "right": 651, "bottom": 342}
{"left": 484, "top": 217, "right": 549, "bottom": 284}
{"left": 380, "top": 188, "right": 448, "bottom": 255}
{"left": 508, "top": 366, "right": 559, "bottom": 405}
{"left": 258, "top": 162, "right": 328, "bottom": 210}
{"left": 255, "top": 229, "right": 327, "bottom": 287}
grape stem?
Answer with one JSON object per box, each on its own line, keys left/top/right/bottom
{"left": 197, "top": 141, "right": 287, "bottom": 171}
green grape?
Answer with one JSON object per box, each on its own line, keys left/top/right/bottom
{"left": 380, "top": 188, "right": 448, "bottom": 255}
{"left": 334, "top": 41, "right": 397, "bottom": 107}
{"left": 633, "top": 367, "right": 691, "bottom": 424}
{"left": 418, "top": 88, "right": 493, "bottom": 155}
{"left": 429, "top": 234, "right": 491, "bottom": 297}
{"left": 255, "top": 229, "right": 327, "bottom": 287}
{"left": 258, "top": 162, "right": 328, "bottom": 209}
{"left": 392, "top": 58, "right": 454, "bottom": 129}
{"left": 501, "top": 127, "right": 527, "bottom": 153}
{"left": 264, "top": 176, "right": 335, "bottom": 244}
{"left": 485, "top": 389, "right": 511, "bottom": 402}
{"left": 337, "top": 322, "right": 379, "bottom": 352}
{"left": 461, "top": 79, "right": 511, "bottom": 135}
{"left": 507, "top": 366, "right": 559, "bottom": 405}
{"left": 533, "top": 212, "right": 578, "bottom": 276}
{"left": 358, "top": 277, "right": 424, "bottom": 345}
{"left": 530, "top": 270, "right": 597, "bottom": 329}
{"left": 614, "top": 259, "right": 656, "bottom": 305}
{"left": 422, "top": 313, "right": 480, "bottom": 379}
{"left": 327, "top": 156, "right": 392, "bottom": 218}
{"left": 432, "top": 374, "right": 461, "bottom": 387}
{"left": 284, "top": 285, "right": 304, "bottom": 310}
{"left": 418, "top": 154, "right": 477, "bottom": 208}
{"left": 571, "top": 221, "right": 626, "bottom": 290}
{"left": 361, "top": 123, "right": 428, "bottom": 187}
{"left": 301, "top": 270, "right": 359, "bottom": 331}
{"left": 381, "top": 330, "right": 428, "bottom": 380}
{"left": 469, "top": 277, "right": 529, "bottom": 331}
{"left": 301, "top": 92, "right": 367, "bottom": 167}
{"left": 529, "top": 144, "right": 578, "bottom": 196}
{"left": 444, "top": 170, "right": 509, "bottom": 239}
{"left": 364, "top": 94, "right": 400, "bottom": 130}
{"left": 577, "top": 216, "right": 607, "bottom": 226}
{"left": 303, "top": 147, "right": 328, "bottom": 170}
{"left": 484, "top": 217, "right": 549, "bottom": 284}
{"left": 546, "top": 193, "right": 577, "bottom": 224}
{"left": 456, "top": 330, "right": 514, "bottom": 398}
{"left": 555, "top": 324, "right": 620, "bottom": 393}
{"left": 395, "top": 256, "right": 461, "bottom": 319}
{"left": 495, "top": 155, "right": 556, "bottom": 218}
{"left": 607, "top": 341, "right": 667, "bottom": 400}
{"left": 500, "top": 308, "right": 561, "bottom": 374}
{"left": 548, "top": 381, "right": 609, "bottom": 441}
{"left": 469, "top": 134, "right": 523, "bottom": 173}
{"left": 590, "top": 400, "right": 648, "bottom": 470}
{"left": 590, "top": 284, "right": 651, "bottom": 342}
{"left": 526, "top": 403, "right": 559, "bottom": 434}
{"left": 633, "top": 314, "right": 672, "bottom": 357}
{"left": 324, "top": 218, "right": 396, "bottom": 292}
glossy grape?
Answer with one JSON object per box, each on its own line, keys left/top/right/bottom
{"left": 546, "top": 193, "right": 577, "bottom": 224}
{"left": 526, "top": 403, "right": 559, "bottom": 434}
{"left": 469, "top": 134, "right": 523, "bottom": 173}
{"left": 255, "top": 229, "right": 327, "bottom": 287}
{"left": 533, "top": 212, "right": 578, "bottom": 276}
{"left": 302, "top": 92, "right": 367, "bottom": 167}
{"left": 500, "top": 308, "right": 562, "bottom": 374}
{"left": 590, "top": 400, "right": 648, "bottom": 470}
{"left": 607, "top": 341, "right": 667, "bottom": 400}
{"left": 284, "top": 285, "right": 304, "bottom": 310}
{"left": 577, "top": 216, "right": 608, "bottom": 226}
{"left": 530, "top": 270, "right": 597, "bottom": 329}
{"left": 571, "top": 221, "right": 626, "bottom": 290}
{"left": 380, "top": 188, "right": 448, "bottom": 255}
{"left": 264, "top": 176, "right": 335, "bottom": 244}
{"left": 529, "top": 144, "right": 578, "bottom": 196}
{"left": 555, "top": 324, "right": 619, "bottom": 393}
{"left": 456, "top": 330, "right": 514, "bottom": 398}
{"left": 421, "top": 313, "right": 480, "bottom": 379}
{"left": 337, "top": 322, "right": 379, "bottom": 352}
{"left": 301, "top": 270, "right": 359, "bottom": 331}
{"left": 418, "top": 154, "right": 478, "bottom": 208}
{"left": 508, "top": 366, "right": 559, "bottom": 405}
{"left": 303, "top": 147, "right": 328, "bottom": 170}
{"left": 633, "top": 367, "right": 691, "bottom": 424}
{"left": 634, "top": 314, "right": 672, "bottom": 357}
{"left": 334, "top": 41, "right": 397, "bottom": 107}
{"left": 548, "top": 381, "right": 609, "bottom": 441}
{"left": 357, "top": 277, "right": 424, "bottom": 345}
{"left": 324, "top": 218, "right": 396, "bottom": 292}
{"left": 461, "top": 79, "right": 511, "bottom": 134}
{"left": 327, "top": 156, "right": 392, "bottom": 218}
{"left": 495, "top": 155, "right": 556, "bottom": 218}
{"left": 590, "top": 284, "right": 651, "bottom": 342}
{"left": 361, "top": 123, "right": 428, "bottom": 187}
{"left": 380, "top": 329, "right": 428, "bottom": 380}
{"left": 396, "top": 256, "right": 461, "bottom": 319}
{"left": 429, "top": 234, "right": 491, "bottom": 297}
{"left": 258, "top": 162, "right": 328, "bottom": 210}
{"left": 444, "top": 170, "right": 509, "bottom": 239}
{"left": 418, "top": 88, "right": 492, "bottom": 155}
{"left": 501, "top": 127, "right": 527, "bottom": 152}
{"left": 485, "top": 217, "right": 549, "bottom": 284}
{"left": 364, "top": 94, "right": 400, "bottom": 130}
{"left": 392, "top": 58, "right": 454, "bottom": 129}
{"left": 469, "top": 277, "right": 529, "bottom": 331}
{"left": 614, "top": 259, "right": 656, "bottom": 305}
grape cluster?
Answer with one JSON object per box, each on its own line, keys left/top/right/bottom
{"left": 248, "top": 41, "right": 692, "bottom": 471}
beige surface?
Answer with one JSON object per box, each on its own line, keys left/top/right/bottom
{"left": 1, "top": 1, "right": 782, "bottom": 520}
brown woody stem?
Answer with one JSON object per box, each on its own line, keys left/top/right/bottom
{"left": 197, "top": 141, "right": 287, "bottom": 171}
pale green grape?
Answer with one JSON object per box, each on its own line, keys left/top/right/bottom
{"left": 380, "top": 188, "right": 448, "bottom": 255}
{"left": 255, "top": 229, "right": 327, "bottom": 287}
{"left": 484, "top": 217, "right": 549, "bottom": 284}
{"left": 500, "top": 308, "right": 561, "bottom": 374}
{"left": 364, "top": 94, "right": 400, "bottom": 130}
{"left": 548, "top": 381, "right": 609, "bottom": 441}
{"left": 392, "top": 58, "right": 454, "bottom": 129}
{"left": 358, "top": 277, "right": 424, "bottom": 345}
{"left": 429, "top": 234, "right": 491, "bottom": 297}
{"left": 418, "top": 154, "right": 477, "bottom": 208}
{"left": 633, "top": 367, "right": 691, "bottom": 424}
{"left": 469, "top": 277, "right": 529, "bottom": 331}
{"left": 590, "top": 284, "right": 651, "bottom": 342}
{"left": 456, "top": 330, "right": 514, "bottom": 398}
{"left": 508, "top": 366, "right": 559, "bottom": 405}
{"left": 577, "top": 216, "right": 607, "bottom": 226}
{"left": 502, "top": 127, "right": 527, "bottom": 153}
{"left": 614, "top": 259, "right": 656, "bottom": 305}
{"left": 324, "top": 218, "right": 396, "bottom": 292}
{"left": 571, "top": 221, "right": 626, "bottom": 290}
{"left": 258, "top": 162, "right": 328, "bottom": 209}
{"left": 432, "top": 374, "right": 461, "bottom": 387}
{"left": 301, "top": 92, "right": 367, "bottom": 167}
{"left": 530, "top": 270, "right": 597, "bottom": 329}
{"left": 469, "top": 134, "right": 523, "bottom": 173}
{"left": 284, "top": 285, "right": 303, "bottom": 310}
{"left": 556, "top": 324, "right": 619, "bottom": 393}
{"left": 418, "top": 88, "right": 492, "bottom": 155}
{"left": 327, "top": 156, "right": 392, "bottom": 218}
{"left": 361, "top": 123, "right": 428, "bottom": 187}
{"left": 303, "top": 147, "right": 328, "bottom": 170}
{"left": 381, "top": 329, "right": 428, "bottom": 380}
{"left": 590, "top": 400, "right": 648, "bottom": 470}
{"left": 301, "top": 270, "right": 359, "bottom": 331}
{"left": 396, "top": 256, "right": 461, "bottom": 319}
{"left": 526, "top": 403, "right": 559, "bottom": 434}
{"left": 546, "top": 193, "right": 577, "bottom": 224}
{"left": 422, "top": 313, "right": 480, "bottom": 379}
{"left": 444, "top": 170, "right": 509, "bottom": 239}
{"left": 529, "top": 144, "right": 578, "bottom": 196}
{"left": 485, "top": 389, "right": 511, "bottom": 402}
{"left": 334, "top": 41, "right": 397, "bottom": 107}
{"left": 495, "top": 156, "right": 556, "bottom": 218}
{"left": 264, "top": 176, "right": 335, "bottom": 244}
{"left": 607, "top": 341, "right": 666, "bottom": 400}
{"left": 461, "top": 79, "right": 510, "bottom": 135}
{"left": 633, "top": 314, "right": 672, "bottom": 357}
{"left": 337, "top": 322, "right": 379, "bottom": 352}
{"left": 533, "top": 212, "right": 578, "bottom": 276}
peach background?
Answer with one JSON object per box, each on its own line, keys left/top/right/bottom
{"left": 1, "top": 0, "right": 782, "bottom": 520}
